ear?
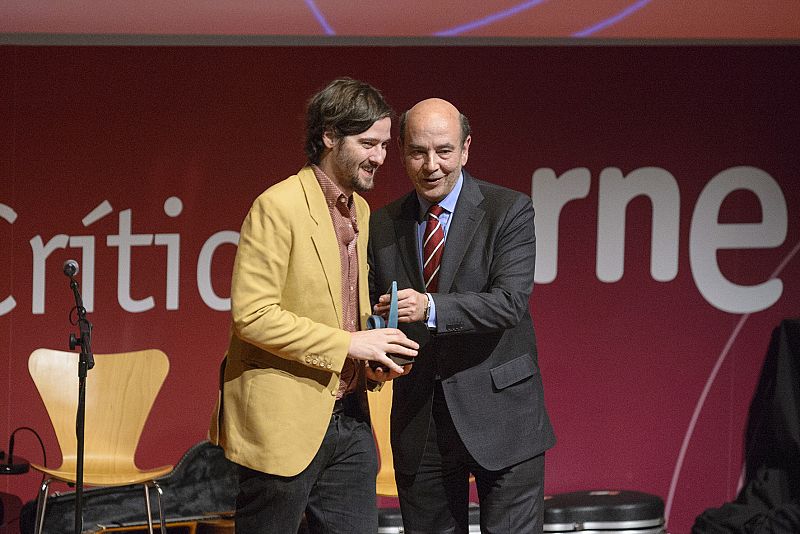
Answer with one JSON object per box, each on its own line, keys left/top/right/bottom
{"left": 322, "top": 128, "right": 338, "bottom": 149}
{"left": 461, "top": 135, "right": 471, "bottom": 166}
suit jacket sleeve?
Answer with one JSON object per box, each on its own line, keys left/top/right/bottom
{"left": 433, "top": 192, "right": 536, "bottom": 335}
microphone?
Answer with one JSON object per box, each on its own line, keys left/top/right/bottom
{"left": 0, "top": 430, "right": 30, "bottom": 475}
{"left": 63, "top": 259, "right": 79, "bottom": 278}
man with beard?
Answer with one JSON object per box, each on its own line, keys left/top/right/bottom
{"left": 368, "top": 98, "right": 555, "bottom": 533}
{"left": 213, "top": 78, "right": 418, "bottom": 533}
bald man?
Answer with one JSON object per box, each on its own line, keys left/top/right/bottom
{"left": 368, "top": 99, "right": 555, "bottom": 534}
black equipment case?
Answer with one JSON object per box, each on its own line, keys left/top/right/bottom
{"left": 544, "top": 490, "right": 667, "bottom": 534}
{"left": 19, "top": 441, "right": 238, "bottom": 534}
{"left": 378, "top": 504, "right": 481, "bottom": 533}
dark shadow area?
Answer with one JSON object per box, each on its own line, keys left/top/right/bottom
{"left": 693, "top": 318, "right": 800, "bottom": 533}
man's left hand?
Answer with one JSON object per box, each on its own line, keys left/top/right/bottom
{"left": 365, "top": 362, "right": 413, "bottom": 382}
{"left": 374, "top": 288, "right": 428, "bottom": 323}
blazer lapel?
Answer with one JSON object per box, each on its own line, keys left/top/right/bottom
{"left": 438, "top": 172, "right": 485, "bottom": 293}
{"left": 300, "top": 167, "right": 343, "bottom": 328}
{"left": 354, "top": 193, "right": 371, "bottom": 329}
{"left": 394, "top": 193, "right": 426, "bottom": 292}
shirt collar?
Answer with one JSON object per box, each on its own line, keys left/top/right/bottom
{"left": 312, "top": 164, "right": 351, "bottom": 208}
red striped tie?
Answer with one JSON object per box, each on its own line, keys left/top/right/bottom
{"left": 423, "top": 204, "right": 445, "bottom": 292}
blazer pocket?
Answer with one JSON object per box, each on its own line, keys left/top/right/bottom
{"left": 490, "top": 354, "right": 536, "bottom": 390}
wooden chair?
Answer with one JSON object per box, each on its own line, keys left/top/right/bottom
{"left": 28, "top": 348, "right": 174, "bottom": 534}
{"left": 369, "top": 380, "right": 475, "bottom": 498}
{"left": 369, "top": 380, "right": 398, "bottom": 497}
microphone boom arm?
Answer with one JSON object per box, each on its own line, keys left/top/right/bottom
{"left": 68, "top": 278, "right": 94, "bottom": 370}
{"left": 63, "top": 261, "right": 94, "bottom": 533}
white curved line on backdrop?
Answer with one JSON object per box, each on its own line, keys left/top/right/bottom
{"left": 665, "top": 238, "right": 800, "bottom": 525}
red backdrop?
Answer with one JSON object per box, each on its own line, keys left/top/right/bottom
{"left": 1, "top": 45, "right": 799, "bottom": 533}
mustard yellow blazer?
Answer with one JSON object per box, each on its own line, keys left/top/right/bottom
{"left": 211, "top": 166, "right": 372, "bottom": 476}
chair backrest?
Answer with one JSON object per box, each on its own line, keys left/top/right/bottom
{"left": 368, "top": 380, "right": 398, "bottom": 497}
{"left": 28, "top": 348, "right": 169, "bottom": 474}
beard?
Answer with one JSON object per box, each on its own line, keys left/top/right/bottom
{"left": 350, "top": 167, "right": 376, "bottom": 193}
{"left": 334, "top": 143, "right": 377, "bottom": 193}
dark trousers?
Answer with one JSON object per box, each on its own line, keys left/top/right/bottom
{"left": 235, "top": 399, "right": 378, "bottom": 534}
{"left": 397, "top": 381, "right": 546, "bottom": 534}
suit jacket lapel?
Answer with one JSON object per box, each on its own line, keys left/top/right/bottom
{"left": 439, "top": 171, "right": 484, "bottom": 293}
{"left": 299, "top": 167, "right": 343, "bottom": 328}
{"left": 394, "top": 193, "right": 426, "bottom": 292}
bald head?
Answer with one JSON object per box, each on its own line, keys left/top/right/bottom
{"left": 399, "top": 98, "right": 471, "bottom": 147}
{"left": 399, "top": 98, "right": 472, "bottom": 203}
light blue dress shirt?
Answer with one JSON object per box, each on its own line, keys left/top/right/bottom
{"left": 416, "top": 172, "right": 464, "bottom": 329}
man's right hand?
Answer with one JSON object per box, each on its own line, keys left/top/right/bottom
{"left": 348, "top": 328, "right": 418, "bottom": 374}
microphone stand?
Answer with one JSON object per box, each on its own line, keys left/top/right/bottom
{"left": 67, "top": 272, "right": 94, "bottom": 534}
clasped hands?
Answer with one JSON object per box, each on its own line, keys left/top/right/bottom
{"left": 366, "top": 288, "right": 428, "bottom": 382}
{"left": 349, "top": 288, "right": 428, "bottom": 382}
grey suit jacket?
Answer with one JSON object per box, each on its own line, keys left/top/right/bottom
{"left": 368, "top": 171, "right": 555, "bottom": 474}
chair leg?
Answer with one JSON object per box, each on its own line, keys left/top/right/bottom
{"left": 153, "top": 480, "right": 167, "bottom": 534}
{"left": 33, "top": 478, "right": 52, "bottom": 534}
{"left": 143, "top": 483, "right": 155, "bottom": 534}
